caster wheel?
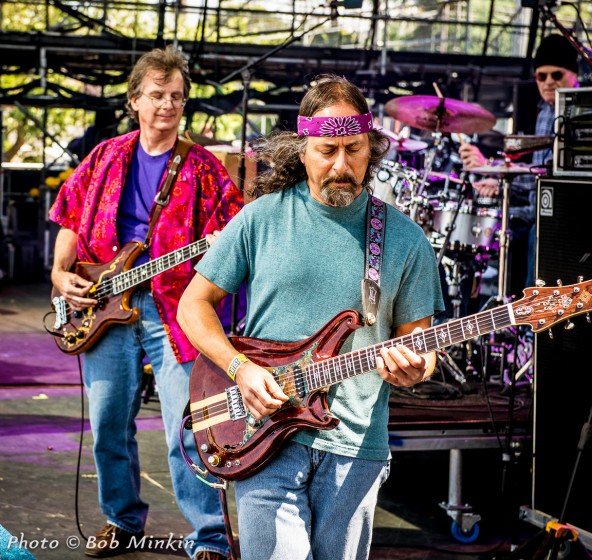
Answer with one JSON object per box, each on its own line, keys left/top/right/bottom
{"left": 451, "top": 520, "right": 480, "bottom": 543}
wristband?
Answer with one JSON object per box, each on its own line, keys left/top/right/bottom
{"left": 227, "top": 353, "right": 249, "bottom": 381}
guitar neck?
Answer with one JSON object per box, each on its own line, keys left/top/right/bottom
{"left": 305, "top": 304, "right": 514, "bottom": 391}
{"left": 111, "top": 238, "right": 210, "bottom": 294}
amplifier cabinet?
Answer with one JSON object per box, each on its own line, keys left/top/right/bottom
{"left": 533, "top": 177, "right": 592, "bottom": 536}
{"left": 554, "top": 87, "right": 592, "bottom": 176}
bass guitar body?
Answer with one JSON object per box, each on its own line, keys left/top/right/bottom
{"left": 189, "top": 309, "right": 364, "bottom": 481}
{"left": 50, "top": 242, "right": 144, "bottom": 354}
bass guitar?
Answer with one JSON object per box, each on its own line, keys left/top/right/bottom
{"left": 189, "top": 278, "right": 592, "bottom": 481}
{"left": 47, "top": 238, "right": 209, "bottom": 355}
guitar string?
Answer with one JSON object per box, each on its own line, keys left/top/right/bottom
{"left": 56, "top": 241, "right": 209, "bottom": 318}
{"left": 191, "top": 302, "right": 549, "bottom": 422}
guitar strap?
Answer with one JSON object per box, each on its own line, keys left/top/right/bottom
{"left": 362, "top": 196, "right": 386, "bottom": 326}
{"left": 144, "top": 135, "right": 195, "bottom": 246}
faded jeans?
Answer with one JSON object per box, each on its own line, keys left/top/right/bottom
{"left": 83, "top": 288, "right": 228, "bottom": 558}
{"left": 234, "top": 440, "right": 390, "bottom": 560}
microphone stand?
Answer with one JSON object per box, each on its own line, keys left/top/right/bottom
{"left": 539, "top": 3, "right": 592, "bottom": 68}
{"left": 217, "top": 7, "right": 333, "bottom": 335}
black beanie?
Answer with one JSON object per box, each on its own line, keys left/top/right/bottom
{"left": 534, "top": 34, "right": 579, "bottom": 74}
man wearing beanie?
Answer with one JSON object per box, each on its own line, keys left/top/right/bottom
{"left": 459, "top": 33, "right": 579, "bottom": 294}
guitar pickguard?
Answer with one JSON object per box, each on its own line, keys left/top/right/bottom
{"left": 241, "top": 341, "right": 321, "bottom": 444}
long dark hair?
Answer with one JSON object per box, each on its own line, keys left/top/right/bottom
{"left": 248, "top": 74, "right": 390, "bottom": 198}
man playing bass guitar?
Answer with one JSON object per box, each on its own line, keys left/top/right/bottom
{"left": 49, "top": 46, "right": 242, "bottom": 560}
{"left": 178, "top": 75, "right": 444, "bottom": 560}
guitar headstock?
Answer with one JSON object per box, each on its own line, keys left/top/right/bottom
{"left": 511, "top": 279, "right": 592, "bottom": 333}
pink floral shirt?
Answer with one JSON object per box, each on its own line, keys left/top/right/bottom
{"left": 49, "top": 129, "right": 244, "bottom": 363}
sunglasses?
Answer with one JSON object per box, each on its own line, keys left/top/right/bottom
{"left": 535, "top": 70, "right": 565, "bottom": 82}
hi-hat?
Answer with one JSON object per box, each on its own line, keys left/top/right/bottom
{"left": 385, "top": 95, "right": 496, "bottom": 134}
{"left": 465, "top": 162, "right": 547, "bottom": 175}
{"left": 503, "top": 135, "right": 553, "bottom": 157}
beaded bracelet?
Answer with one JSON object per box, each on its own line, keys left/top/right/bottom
{"left": 227, "top": 353, "right": 249, "bottom": 381}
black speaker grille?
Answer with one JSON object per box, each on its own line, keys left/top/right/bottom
{"left": 533, "top": 178, "right": 592, "bottom": 534}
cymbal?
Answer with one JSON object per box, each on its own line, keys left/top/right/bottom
{"left": 503, "top": 135, "right": 553, "bottom": 157}
{"left": 385, "top": 95, "right": 496, "bottom": 134}
{"left": 392, "top": 138, "right": 428, "bottom": 152}
{"left": 464, "top": 163, "right": 547, "bottom": 175}
{"left": 377, "top": 127, "right": 428, "bottom": 151}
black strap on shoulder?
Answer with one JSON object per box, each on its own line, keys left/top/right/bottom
{"left": 144, "top": 135, "right": 195, "bottom": 246}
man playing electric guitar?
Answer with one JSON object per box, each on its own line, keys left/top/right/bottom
{"left": 49, "top": 46, "right": 242, "bottom": 560}
{"left": 178, "top": 75, "right": 444, "bottom": 560}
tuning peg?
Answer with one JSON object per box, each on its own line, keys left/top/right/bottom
{"left": 565, "top": 320, "right": 575, "bottom": 330}
{"left": 557, "top": 279, "right": 563, "bottom": 286}
{"left": 548, "top": 329, "right": 554, "bottom": 340}
{"left": 578, "top": 275, "right": 584, "bottom": 283}
{"left": 587, "top": 313, "right": 591, "bottom": 324}
{"left": 536, "top": 279, "right": 546, "bottom": 287}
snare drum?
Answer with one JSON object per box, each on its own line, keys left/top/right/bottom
{"left": 431, "top": 201, "right": 500, "bottom": 253}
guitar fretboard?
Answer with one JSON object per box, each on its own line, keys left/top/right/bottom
{"left": 110, "top": 238, "right": 210, "bottom": 294}
{"left": 304, "top": 304, "right": 514, "bottom": 391}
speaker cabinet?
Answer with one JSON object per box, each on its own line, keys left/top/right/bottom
{"left": 533, "top": 177, "right": 592, "bottom": 535}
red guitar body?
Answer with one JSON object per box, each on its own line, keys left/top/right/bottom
{"left": 189, "top": 278, "right": 592, "bottom": 481}
{"left": 189, "top": 309, "right": 364, "bottom": 481}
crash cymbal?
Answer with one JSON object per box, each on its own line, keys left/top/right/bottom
{"left": 464, "top": 162, "right": 547, "bottom": 175}
{"left": 385, "top": 95, "right": 496, "bottom": 134}
{"left": 377, "top": 127, "right": 428, "bottom": 151}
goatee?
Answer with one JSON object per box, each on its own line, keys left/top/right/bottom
{"left": 320, "top": 175, "right": 359, "bottom": 207}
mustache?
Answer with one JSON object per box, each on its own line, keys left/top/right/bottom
{"left": 321, "top": 173, "right": 358, "bottom": 188}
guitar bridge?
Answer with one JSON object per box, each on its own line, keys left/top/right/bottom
{"left": 226, "top": 385, "right": 247, "bottom": 421}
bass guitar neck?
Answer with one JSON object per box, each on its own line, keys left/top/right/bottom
{"left": 48, "top": 238, "right": 209, "bottom": 355}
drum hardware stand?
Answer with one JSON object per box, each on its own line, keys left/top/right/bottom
{"left": 217, "top": 6, "right": 332, "bottom": 336}
{"left": 496, "top": 168, "right": 512, "bottom": 301}
{"left": 435, "top": 173, "right": 472, "bottom": 267}
{"left": 477, "top": 165, "right": 512, "bottom": 313}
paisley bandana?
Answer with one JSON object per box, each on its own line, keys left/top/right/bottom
{"left": 297, "top": 112, "right": 374, "bottom": 137}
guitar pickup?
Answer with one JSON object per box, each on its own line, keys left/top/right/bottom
{"left": 226, "top": 385, "right": 247, "bottom": 421}
{"left": 52, "top": 296, "right": 68, "bottom": 329}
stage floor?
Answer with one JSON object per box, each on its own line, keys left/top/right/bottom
{"left": 0, "top": 280, "right": 554, "bottom": 560}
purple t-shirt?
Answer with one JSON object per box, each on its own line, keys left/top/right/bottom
{"left": 117, "top": 143, "right": 172, "bottom": 265}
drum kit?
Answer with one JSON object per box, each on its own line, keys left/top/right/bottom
{"left": 376, "top": 93, "right": 547, "bottom": 321}
{"left": 377, "top": 93, "right": 545, "bottom": 388}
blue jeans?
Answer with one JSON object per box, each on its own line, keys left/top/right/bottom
{"left": 234, "top": 441, "right": 390, "bottom": 560}
{"left": 83, "top": 288, "right": 228, "bottom": 559}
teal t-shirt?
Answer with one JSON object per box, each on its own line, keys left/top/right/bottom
{"left": 197, "top": 181, "right": 444, "bottom": 460}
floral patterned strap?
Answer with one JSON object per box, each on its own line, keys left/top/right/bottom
{"left": 362, "top": 196, "right": 385, "bottom": 326}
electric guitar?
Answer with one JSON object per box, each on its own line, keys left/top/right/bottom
{"left": 48, "top": 238, "right": 209, "bottom": 355}
{"left": 189, "top": 278, "right": 592, "bottom": 481}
